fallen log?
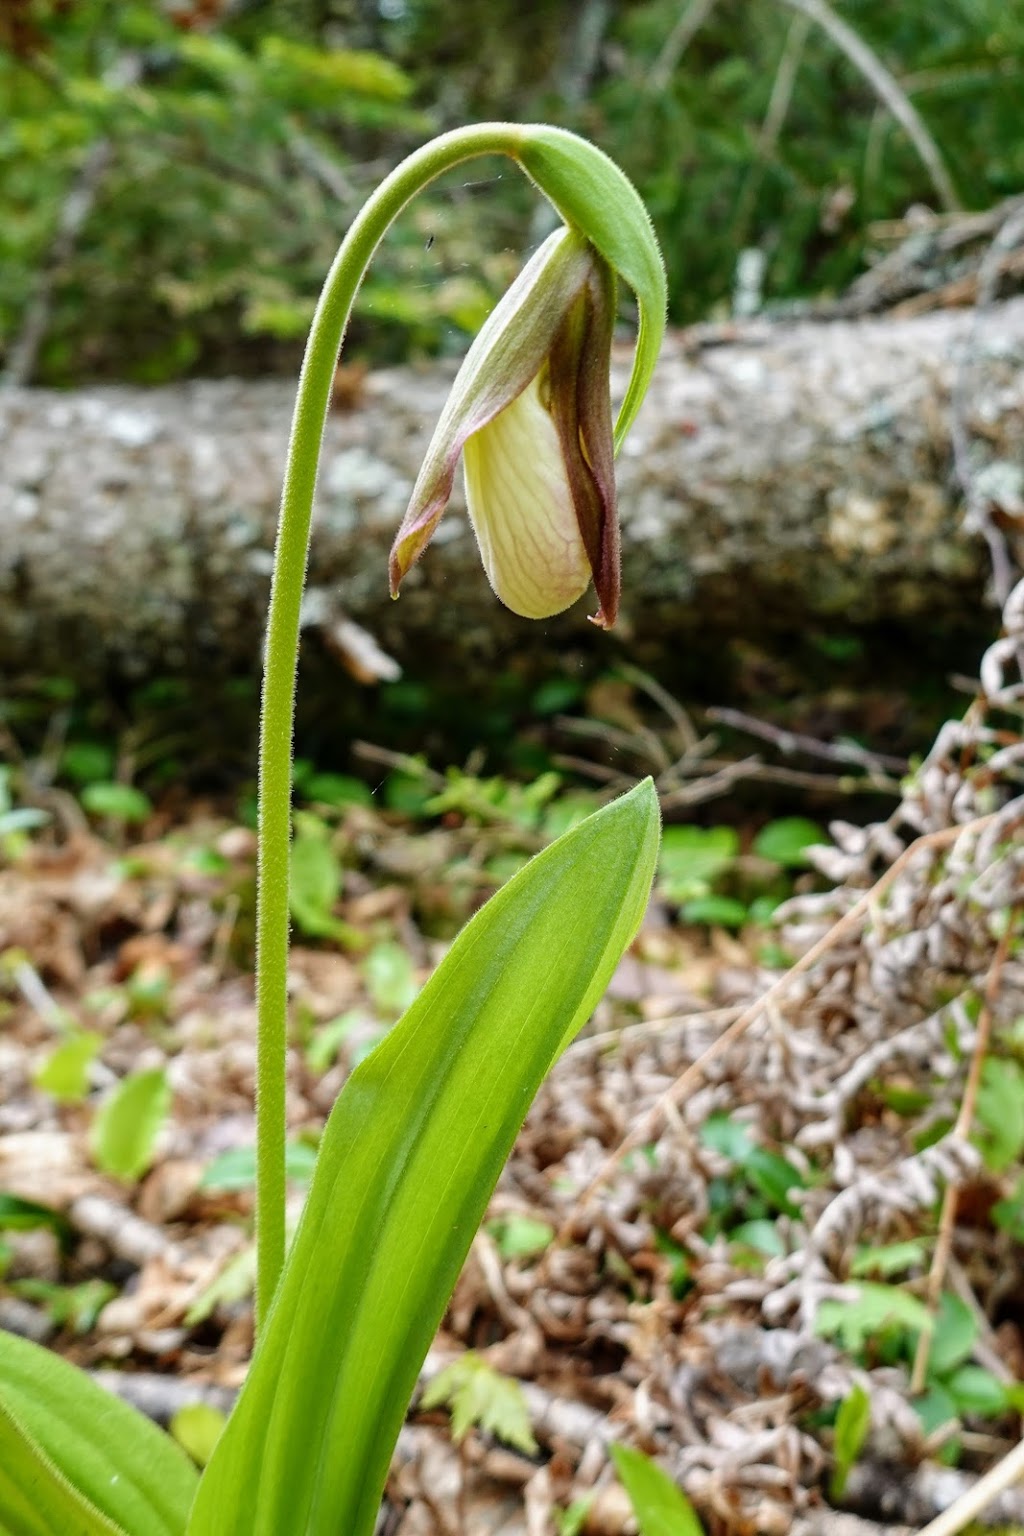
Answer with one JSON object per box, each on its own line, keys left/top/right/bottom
{"left": 2, "top": 299, "right": 1022, "bottom": 696}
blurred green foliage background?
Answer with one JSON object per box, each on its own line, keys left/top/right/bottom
{"left": 2, "top": 0, "right": 1023, "bottom": 384}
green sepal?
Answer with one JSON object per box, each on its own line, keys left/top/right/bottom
{"left": 515, "top": 125, "right": 667, "bottom": 451}
{"left": 0, "top": 1329, "right": 198, "bottom": 1536}
{"left": 189, "top": 780, "right": 660, "bottom": 1536}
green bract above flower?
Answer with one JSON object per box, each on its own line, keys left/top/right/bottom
{"left": 389, "top": 227, "right": 622, "bottom": 627}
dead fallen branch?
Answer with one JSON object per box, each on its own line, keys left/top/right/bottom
{"left": 4, "top": 301, "right": 1024, "bottom": 691}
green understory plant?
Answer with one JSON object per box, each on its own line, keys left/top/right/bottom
{"left": 0, "top": 124, "right": 666, "bottom": 1535}
{"left": 815, "top": 1280, "right": 1024, "bottom": 1465}
{"left": 611, "top": 1443, "right": 705, "bottom": 1535}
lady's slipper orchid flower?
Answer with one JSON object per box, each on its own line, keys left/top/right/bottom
{"left": 389, "top": 226, "right": 621, "bottom": 627}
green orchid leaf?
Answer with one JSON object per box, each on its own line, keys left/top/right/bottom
{"left": 0, "top": 1398, "right": 123, "bottom": 1536}
{"left": 516, "top": 126, "right": 667, "bottom": 451}
{"left": 0, "top": 1329, "right": 198, "bottom": 1536}
{"left": 188, "top": 780, "right": 660, "bottom": 1536}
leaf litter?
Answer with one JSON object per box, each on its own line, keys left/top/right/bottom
{"left": 0, "top": 582, "right": 1022, "bottom": 1536}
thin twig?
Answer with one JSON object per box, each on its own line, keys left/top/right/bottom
{"left": 910, "top": 904, "right": 1020, "bottom": 1392}
{"left": 617, "top": 663, "right": 701, "bottom": 754}
{"left": 649, "top": 0, "right": 721, "bottom": 92}
{"left": 657, "top": 755, "right": 766, "bottom": 807}
{"left": 659, "top": 758, "right": 901, "bottom": 805}
{"left": 352, "top": 740, "right": 447, "bottom": 791}
{"left": 10, "top": 958, "right": 65, "bottom": 1026}
{"left": 705, "top": 706, "right": 908, "bottom": 775}
{"left": 914, "top": 1433, "right": 1024, "bottom": 1536}
{"left": 772, "top": 0, "right": 960, "bottom": 212}
{"left": 551, "top": 753, "right": 631, "bottom": 787}
{"left": 555, "top": 713, "right": 671, "bottom": 774}
{"left": 569, "top": 1003, "right": 744, "bottom": 1056}
{"left": 867, "top": 195, "right": 1024, "bottom": 249}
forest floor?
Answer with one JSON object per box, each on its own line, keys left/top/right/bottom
{"left": 1, "top": 617, "right": 1023, "bottom": 1536}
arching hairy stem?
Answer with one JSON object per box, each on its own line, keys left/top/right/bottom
{"left": 254, "top": 123, "right": 665, "bottom": 1330}
{"left": 256, "top": 125, "right": 520, "bottom": 1331}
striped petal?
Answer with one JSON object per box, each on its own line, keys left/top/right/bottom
{"left": 463, "top": 366, "right": 591, "bottom": 619}
{"left": 389, "top": 226, "right": 620, "bottom": 626}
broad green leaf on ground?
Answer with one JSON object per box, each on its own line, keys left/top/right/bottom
{"left": 61, "top": 743, "right": 115, "bottom": 784}
{"left": 90, "top": 1068, "right": 171, "bottom": 1181}
{"left": 188, "top": 781, "right": 660, "bottom": 1536}
{"left": 555, "top": 1497, "right": 593, "bottom": 1536}
{"left": 306, "top": 1011, "right": 363, "bottom": 1074}
{"left": 850, "top": 1241, "right": 927, "bottom": 1279}
{"left": 0, "top": 1328, "right": 198, "bottom": 1536}
{"left": 289, "top": 825, "right": 362, "bottom": 945}
{"left": 814, "top": 1283, "right": 933, "bottom": 1354}
{"left": 289, "top": 827, "right": 343, "bottom": 936}
{"left": 170, "top": 1404, "right": 227, "bottom": 1469}
{"left": 973, "top": 1058, "right": 1024, "bottom": 1172}
{"left": 744, "top": 1147, "right": 805, "bottom": 1216}
{"left": 11, "top": 1278, "right": 115, "bottom": 1334}
{"left": 728, "top": 1219, "right": 785, "bottom": 1258}
{"left": 362, "top": 941, "right": 419, "bottom": 1016}
{"left": 699, "top": 1114, "right": 755, "bottom": 1163}
{"left": 610, "top": 1444, "right": 704, "bottom": 1536}
{"left": 80, "top": 784, "right": 152, "bottom": 824}
{"left": 200, "top": 1140, "right": 318, "bottom": 1192}
{"left": 184, "top": 1246, "right": 256, "bottom": 1328}
{"left": 752, "top": 818, "right": 824, "bottom": 867}
{"left": 657, "top": 826, "right": 737, "bottom": 904}
{"left": 945, "top": 1365, "right": 1009, "bottom": 1418}
{"left": 913, "top": 1383, "right": 959, "bottom": 1441}
{"left": 928, "top": 1293, "right": 978, "bottom": 1377}
{"left": 421, "top": 1352, "right": 537, "bottom": 1454}
{"left": 299, "top": 772, "right": 374, "bottom": 809}
{"left": 486, "top": 1214, "right": 554, "bottom": 1261}
{"left": 679, "top": 894, "right": 748, "bottom": 929}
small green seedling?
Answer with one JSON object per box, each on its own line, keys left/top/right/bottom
{"left": 830, "top": 1383, "right": 870, "bottom": 1500}
{"left": 611, "top": 1443, "right": 705, "bottom": 1535}
{"left": 421, "top": 1352, "right": 537, "bottom": 1455}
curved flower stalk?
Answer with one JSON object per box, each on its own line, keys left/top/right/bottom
{"left": 256, "top": 122, "right": 666, "bottom": 1326}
